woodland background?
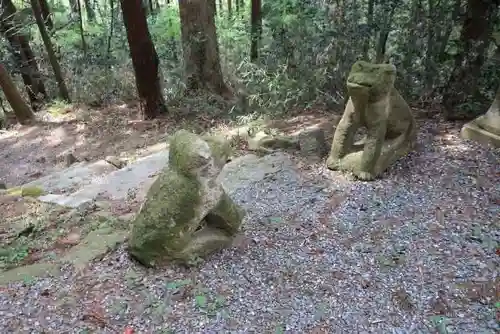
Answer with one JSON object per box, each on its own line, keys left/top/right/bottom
{"left": 0, "top": 0, "right": 499, "bottom": 125}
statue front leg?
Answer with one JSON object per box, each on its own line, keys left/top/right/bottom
{"left": 177, "top": 226, "right": 234, "bottom": 266}
{"left": 327, "top": 98, "right": 360, "bottom": 170}
{"left": 175, "top": 192, "right": 244, "bottom": 266}
{"left": 356, "top": 118, "right": 387, "bottom": 181}
{"left": 205, "top": 192, "right": 244, "bottom": 235}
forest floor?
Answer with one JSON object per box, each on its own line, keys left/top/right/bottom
{"left": 0, "top": 101, "right": 337, "bottom": 188}
{"left": 0, "top": 102, "right": 499, "bottom": 333}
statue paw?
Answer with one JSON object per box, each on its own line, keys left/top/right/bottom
{"left": 326, "top": 156, "right": 341, "bottom": 170}
{"left": 354, "top": 170, "right": 375, "bottom": 181}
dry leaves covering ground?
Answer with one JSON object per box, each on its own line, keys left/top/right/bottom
{"left": 0, "top": 102, "right": 242, "bottom": 187}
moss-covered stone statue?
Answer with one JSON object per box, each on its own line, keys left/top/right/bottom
{"left": 460, "top": 86, "right": 500, "bottom": 148}
{"left": 127, "top": 130, "right": 244, "bottom": 267}
{"left": 326, "top": 61, "right": 417, "bottom": 181}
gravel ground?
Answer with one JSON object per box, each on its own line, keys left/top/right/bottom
{"left": 0, "top": 119, "right": 499, "bottom": 333}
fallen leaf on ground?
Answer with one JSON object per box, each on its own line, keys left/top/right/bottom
{"left": 124, "top": 326, "right": 134, "bottom": 334}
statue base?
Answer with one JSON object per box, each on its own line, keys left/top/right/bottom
{"left": 326, "top": 137, "right": 414, "bottom": 180}
{"left": 461, "top": 115, "right": 500, "bottom": 148}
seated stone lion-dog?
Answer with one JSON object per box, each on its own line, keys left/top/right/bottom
{"left": 127, "top": 130, "right": 244, "bottom": 267}
{"left": 326, "top": 60, "right": 417, "bottom": 181}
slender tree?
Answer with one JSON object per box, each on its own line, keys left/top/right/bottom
{"left": 120, "top": 0, "right": 167, "bottom": 119}
{"left": 362, "top": 0, "right": 375, "bottom": 60}
{"left": 250, "top": 0, "right": 262, "bottom": 62}
{"left": 227, "top": 0, "right": 232, "bottom": 18}
{"left": 0, "top": 0, "right": 47, "bottom": 109}
{"left": 83, "top": 0, "right": 96, "bottom": 21}
{"left": 0, "top": 63, "right": 35, "bottom": 125}
{"left": 38, "top": 0, "right": 54, "bottom": 30}
{"left": 68, "top": 0, "right": 79, "bottom": 16}
{"left": 375, "top": 0, "right": 397, "bottom": 63}
{"left": 31, "top": 0, "right": 71, "bottom": 102}
{"left": 76, "top": 0, "right": 87, "bottom": 55}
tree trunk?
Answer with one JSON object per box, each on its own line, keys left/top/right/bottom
{"left": 31, "top": 0, "right": 71, "bottom": 102}
{"left": 0, "top": 0, "right": 47, "bottom": 110}
{"left": 68, "top": 0, "right": 79, "bottom": 16}
{"left": 250, "top": 0, "right": 262, "bottom": 62}
{"left": 149, "top": 0, "right": 154, "bottom": 15}
{"left": 227, "top": 0, "right": 232, "bottom": 18}
{"left": 106, "top": 0, "right": 116, "bottom": 61}
{"left": 179, "top": 0, "right": 232, "bottom": 97}
{"left": 77, "top": 0, "right": 87, "bottom": 55}
{"left": 38, "top": 0, "right": 54, "bottom": 30}
{"left": 424, "top": 0, "right": 437, "bottom": 90}
{"left": 83, "top": 0, "right": 96, "bottom": 21}
{"left": 437, "top": 0, "right": 461, "bottom": 62}
{"left": 120, "top": 0, "right": 167, "bottom": 119}
{"left": 441, "top": 0, "right": 499, "bottom": 120}
{"left": 0, "top": 63, "right": 35, "bottom": 125}
{"left": 362, "top": 0, "right": 375, "bottom": 60}
{"left": 401, "top": 0, "right": 422, "bottom": 92}
{"left": 375, "top": 1, "right": 397, "bottom": 63}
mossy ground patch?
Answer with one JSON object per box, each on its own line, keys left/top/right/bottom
{"left": 0, "top": 192, "right": 129, "bottom": 274}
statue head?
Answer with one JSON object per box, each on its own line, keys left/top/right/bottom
{"left": 168, "top": 130, "right": 232, "bottom": 178}
{"left": 347, "top": 61, "right": 397, "bottom": 100}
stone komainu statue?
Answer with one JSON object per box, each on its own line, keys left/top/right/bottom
{"left": 326, "top": 61, "right": 417, "bottom": 180}
{"left": 127, "top": 130, "right": 244, "bottom": 266}
{"left": 460, "top": 86, "right": 500, "bottom": 148}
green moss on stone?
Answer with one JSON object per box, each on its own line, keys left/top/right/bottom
{"left": 202, "top": 134, "right": 233, "bottom": 166}
{"left": 128, "top": 129, "right": 242, "bottom": 267}
{"left": 327, "top": 60, "right": 416, "bottom": 181}
{"left": 128, "top": 169, "right": 201, "bottom": 266}
{"left": 7, "top": 186, "right": 45, "bottom": 197}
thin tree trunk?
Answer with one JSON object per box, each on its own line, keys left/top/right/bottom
{"left": 106, "top": 0, "right": 115, "bottom": 62}
{"left": 31, "top": 0, "right": 71, "bottom": 102}
{"left": 84, "top": 0, "right": 96, "bottom": 21}
{"left": 76, "top": 0, "right": 87, "bottom": 55}
{"left": 437, "top": 0, "right": 461, "bottom": 62}
{"left": 0, "top": 0, "right": 47, "bottom": 110}
{"left": 120, "top": 0, "right": 167, "bottom": 119}
{"left": 38, "top": 0, "right": 54, "bottom": 30}
{"left": 0, "top": 63, "right": 35, "bottom": 125}
{"left": 402, "top": 0, "right": 421, "bottom": 91}
{"left": 227, "top": 0, "right": 232, "bottom": 18}
{"left": 147, "top": 0, "right": 154, "bottom": 15}
{"left": 178, "top": 0, "right": 232, "bottom": 97}
{"left": 375, "top": 1, "right": 397, "bottom": 63}
{"left": 250, "top": 0, "right": 261, "bottom": 62}
{"left": 68, "top": 0, "right": 79, "bottom": 16}
{"left": 362, "top": 0, "right": 375, "bottom": 60}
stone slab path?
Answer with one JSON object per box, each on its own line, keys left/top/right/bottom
{"left": 0, "top": 150, "right": 302, "bottom": 285}
{"left": 37, "top": 151, "right": 170, "bottom": 208}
